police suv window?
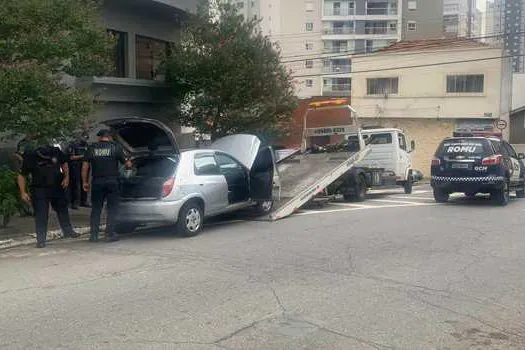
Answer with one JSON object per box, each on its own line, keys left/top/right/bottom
{"left": 436, "top": 138, "right": 489, "bottom": 158}
{"left": 194, "top": 155, "right": 220, "bottom": 176}
{"left": 502, "top": 141, "right": 517, "bottom": 158}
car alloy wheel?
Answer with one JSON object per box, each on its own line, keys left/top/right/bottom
{"left": 185, "top": 208, "right": 202, "bottom": 233}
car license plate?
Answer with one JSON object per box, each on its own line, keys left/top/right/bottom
{"left": 451, "top": 163, "right": 469, "bottom": 169}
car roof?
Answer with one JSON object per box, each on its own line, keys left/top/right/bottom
{"left": 442, "top": 136, "right": 501, "bottom": 142}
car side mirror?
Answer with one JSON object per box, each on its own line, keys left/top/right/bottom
{"left": 518, "top": 153, "right": 525, "bottom": 160}
{"left": 410, "top": 140, "right": 416, "bottom": 151}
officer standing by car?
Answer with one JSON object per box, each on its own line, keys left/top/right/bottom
{"left": 82, "top": 129, "right": 131, "bottom": 242}
{"left": 17, "top": 140, "right": 80, "bottom": 248}
{"left": 67, "top": 132, "right": 90, "bottom": 209}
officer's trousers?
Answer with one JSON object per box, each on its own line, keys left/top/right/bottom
{"left": 69, "top": 162, "right": 88, "bottom": 206}
{"left": 90, "top": 181, "right": 119, "bottom": 239}
{"left": 32, "top": 187, "right": 74, "bottom": 244}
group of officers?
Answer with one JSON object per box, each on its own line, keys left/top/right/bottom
{"left": 14, "top": 129, "right": 132, "bottom": 248}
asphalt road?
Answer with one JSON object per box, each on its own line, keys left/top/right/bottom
{"left": 2, "top": 185, "right": 525, "bottom": 349}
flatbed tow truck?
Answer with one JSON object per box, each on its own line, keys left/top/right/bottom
{"left": 268, "top": 99, "right": 415, "bottom": 221}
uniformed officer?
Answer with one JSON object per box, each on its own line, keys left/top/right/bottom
{"left": 82, "top": 129, "right": 131, "bottom": 242}
{"left": 67, "top": 132, "right": 90, "bottom": 209}
{"left": 17, "top": 141, "right": 80, "bottom": 248}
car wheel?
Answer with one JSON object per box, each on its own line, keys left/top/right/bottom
{"left": 255, "top": 200, "right": 273, "bottom": 214}
{"left": 433, "top": 189, "right": 449, "bottom": 203}
{"left": 492, "top": 181, "right": 510, "bottom": 206}
{"left": 177, "top": 201, "right": 203, "bottom": 237}
{"left": 403, "top": 179, "right": 413, "bottom": 194}
{"left": 354, "top": 176, "right": 367, "bottom": 202}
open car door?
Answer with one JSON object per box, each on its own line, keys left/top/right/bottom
{"left": 211, "top": 134, "right": 276, "bottom": 201}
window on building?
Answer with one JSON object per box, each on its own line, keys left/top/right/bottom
{"left": 107, "top": 29, "right": 127, "bottom": 78}
{"left": 367, "top": 77, "right": 399, "bottom": 95}
{"left": 136, "top": 35, "right": 169, "bottom": 80}
{"left": 389, "top": 22, "right": 397, "bottom": 32}
{"left": 305, "top": 79, "right": 313, "bottom": 87}
{"left": 348, "top": 1, "right": 356, "bottom": 14}
{"left": 333, "top": 2, "right": 341, "bottom": 15}
{"left": 305, "top": 42, "right": 314, "bottom": 50}
{"left": 407, "top": 21, "right": 417, "bottom": 31}
{"left": 446, "top": 75, "right": 484, "bottom": 93}
{"left": 408, "top": 0, "right": 417, "bottom": 10}
{"left": 251, "top": 1, "right": 255, "bottom": 7}
{"left": 237, "top": 2, "right": 244, "bottom": 9}
{"left": 306, "top": 22, "right": 314, "bottom": 31}
{"left": 305, "top": 60, "right": 314, "bottom": 68}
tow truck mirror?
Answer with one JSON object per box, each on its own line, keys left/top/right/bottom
{"left": 410, "top": 140, "right": 416, "bottom": 151}
{"left": 518, "top": 153, "right": 525, "bottom": 160}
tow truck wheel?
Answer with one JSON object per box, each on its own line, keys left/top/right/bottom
{"left": 354, "top": 175, "right": 367, "bottom": 202}
{"left": 433, "top": 189, "right": 449, "bottom": 203}
{"left": 491, "top": 181, "right": 510, "bottom": 206}
{"left": 403, "top": 180, "right": 413, "bottom": 194}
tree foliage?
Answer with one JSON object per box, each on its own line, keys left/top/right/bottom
{"left": 0, "top": 0, "right": 114, "bottom": 141}
{"left": 164, "top": 1, "right": 297, "bottom": 140}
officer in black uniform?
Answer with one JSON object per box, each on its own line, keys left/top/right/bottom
{"left": 67, "top": 132, "right": 90, "bottom": 209}
{"left": 82, "top": 129, "right": 131, "bottom": 242}
{"left": 17, "top": 142, "right": 80, "bottom": 248}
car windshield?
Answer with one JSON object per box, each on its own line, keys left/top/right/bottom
{"left": 436, "top": 138, "right": 491, "bottom": 158}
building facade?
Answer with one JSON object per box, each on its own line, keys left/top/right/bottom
{"left": 75, "top": 0, "right": 197, "bottom": 147}
{"left": 350, "top": 39, "right": 513, "bottom": 173}
{"left": 443, "top": 0, "right": 480, "bottom": 38}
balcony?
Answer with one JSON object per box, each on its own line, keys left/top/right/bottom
{"left": 323, "top": 84, "right": 351, "bottom": 96}
{"left": 324, "top": 46, "right": 351, "bottom": 54}
{"left": 366, "top": 2, "right": 398, "bottom": 16}
{"left": 323, "top": 65, "right": 352, "bottom": 73}
{"left": 323, "top": 27, "right": 356, "bottom": 35}
{"left": 323, "top": 8, "right": 356, "bottom": 16}
{"left": 364, "top": 27, "right": 397, "bottom": 35}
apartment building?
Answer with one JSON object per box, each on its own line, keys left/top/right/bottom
{"left": 350, "top": 39, "right": 513, "bottom": 173}
{"left": 487, "top": 0, "right": 525, "bottom": 72}
{"left": 443, "top": 0, "right": 481, "bottom": 37}
{"left": 234, "top": 0, "right": 444, "bottom": 98}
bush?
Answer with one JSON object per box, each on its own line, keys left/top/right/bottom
{"left": 0, "top": 166, "right": 20, "bottom": 227}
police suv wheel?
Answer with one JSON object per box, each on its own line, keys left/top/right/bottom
{"left": 433, "top": 189, "right": 449, "bottom": 203}
{"left": 177, "top": 202, "right": 203, "bottom": 237}
{"left": 491, "top": 181, "right": 510, "bottom": 206}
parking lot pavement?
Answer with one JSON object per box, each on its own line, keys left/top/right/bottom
{"left": 2, "top": 185, "right": 525, "bottom": 349}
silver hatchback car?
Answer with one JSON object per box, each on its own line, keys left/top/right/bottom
{"left": 98, "top": 118, "right": 277, "bottom": 237}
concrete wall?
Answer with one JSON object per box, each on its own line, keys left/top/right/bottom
{"left": 351, "top": 46, "right": 509, "bottom": 136}
{"left": 512, "top": 73, "right": 525, "bottom": 111}
{"left": 401, "top": 0, "right": 444, "bottom": 40}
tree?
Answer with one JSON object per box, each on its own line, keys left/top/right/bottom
{"left": 0, "top": 0, "right": 114, "bottom": 141}
{"left": 164, "top": 1, "right": 297, "bottom": 141}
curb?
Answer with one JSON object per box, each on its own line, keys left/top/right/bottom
{"left": 0, "top": 225, "right": 106, "bottom": 251}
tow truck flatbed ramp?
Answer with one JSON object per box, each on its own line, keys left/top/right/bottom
{"left": 269, "top": 147, "right": 371, "bottom": 221}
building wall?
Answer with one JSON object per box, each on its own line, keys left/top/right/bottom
{"left": 401, "top": 0, "right": 444, "bottom": 40}
{"left": 351, "top": 46, "right": 508, "bottom": 133}
{"left": 512, "top": 73, "right": 525, "bottom": 110}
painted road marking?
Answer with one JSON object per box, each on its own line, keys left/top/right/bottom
{"left": 296, "top": 202, "right": 437, "bottom": 216}
{"left": 368, "top": 199, "right": 429, "bottom": 205}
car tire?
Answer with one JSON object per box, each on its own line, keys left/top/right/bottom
{"left": 433, "top": 189, "right": 449, "bottom": 203}
{"left": 177, "top": 201, "right": 204, "bottom": 237}
{"left": 255, "top": 200, "right": 273, "bottom": 214}
{"left": 354, "top": 175, "right": 367, "bottom": 202}
{"left": 403, "top": 179, "right": 413, "bottom": 194}
{"left": 491, "top": 181, "right": 510, "bottom": 206}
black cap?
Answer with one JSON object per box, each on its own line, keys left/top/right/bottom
{"left": 97, "top": 129, "right": 112, "bottom": 137}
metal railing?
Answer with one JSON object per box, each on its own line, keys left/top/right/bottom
{"left": 364, "top": 27, "right": 397, "bottom": 35}
{"left": 323, "top": 65, "right": 352, "bottom": 73}
{"left": 323, "top": 8, "right": 356, "bottom": 16}
{"left": 366, "top": 7, "right": 398, "bottom": 15}
{"left": 323, "top": 27, "right": 356, "bottom": 35}
{"left": 323, "top": 84, "right": 351, "bottom": 92}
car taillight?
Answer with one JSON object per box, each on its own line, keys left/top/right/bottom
{"left": 482, "top": 154, "right": 502, "bottom": 166}
{"left": 162, "top": 177, "right": 175, "bottom": 197}
{"left": 431, "top": 157, "right": 441, "bottom": 166}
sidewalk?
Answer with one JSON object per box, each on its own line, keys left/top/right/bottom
{"left": 0, "top": 208, "right": 106, "bottom": 250}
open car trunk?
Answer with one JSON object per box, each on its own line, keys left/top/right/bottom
{"left": 120, "top": 156, "right": 179, "bottom": 200}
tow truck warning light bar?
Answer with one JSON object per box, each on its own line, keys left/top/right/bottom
{"left": 307, "top": 99, "right": 349, "bottom": 109}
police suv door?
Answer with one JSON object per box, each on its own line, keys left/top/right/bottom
{"left": 502, "top": 141, "right": 522, "bottom": 184}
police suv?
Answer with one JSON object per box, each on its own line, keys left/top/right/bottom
{"left": 431, "top": 136, "right": 525, "bottom": 205}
